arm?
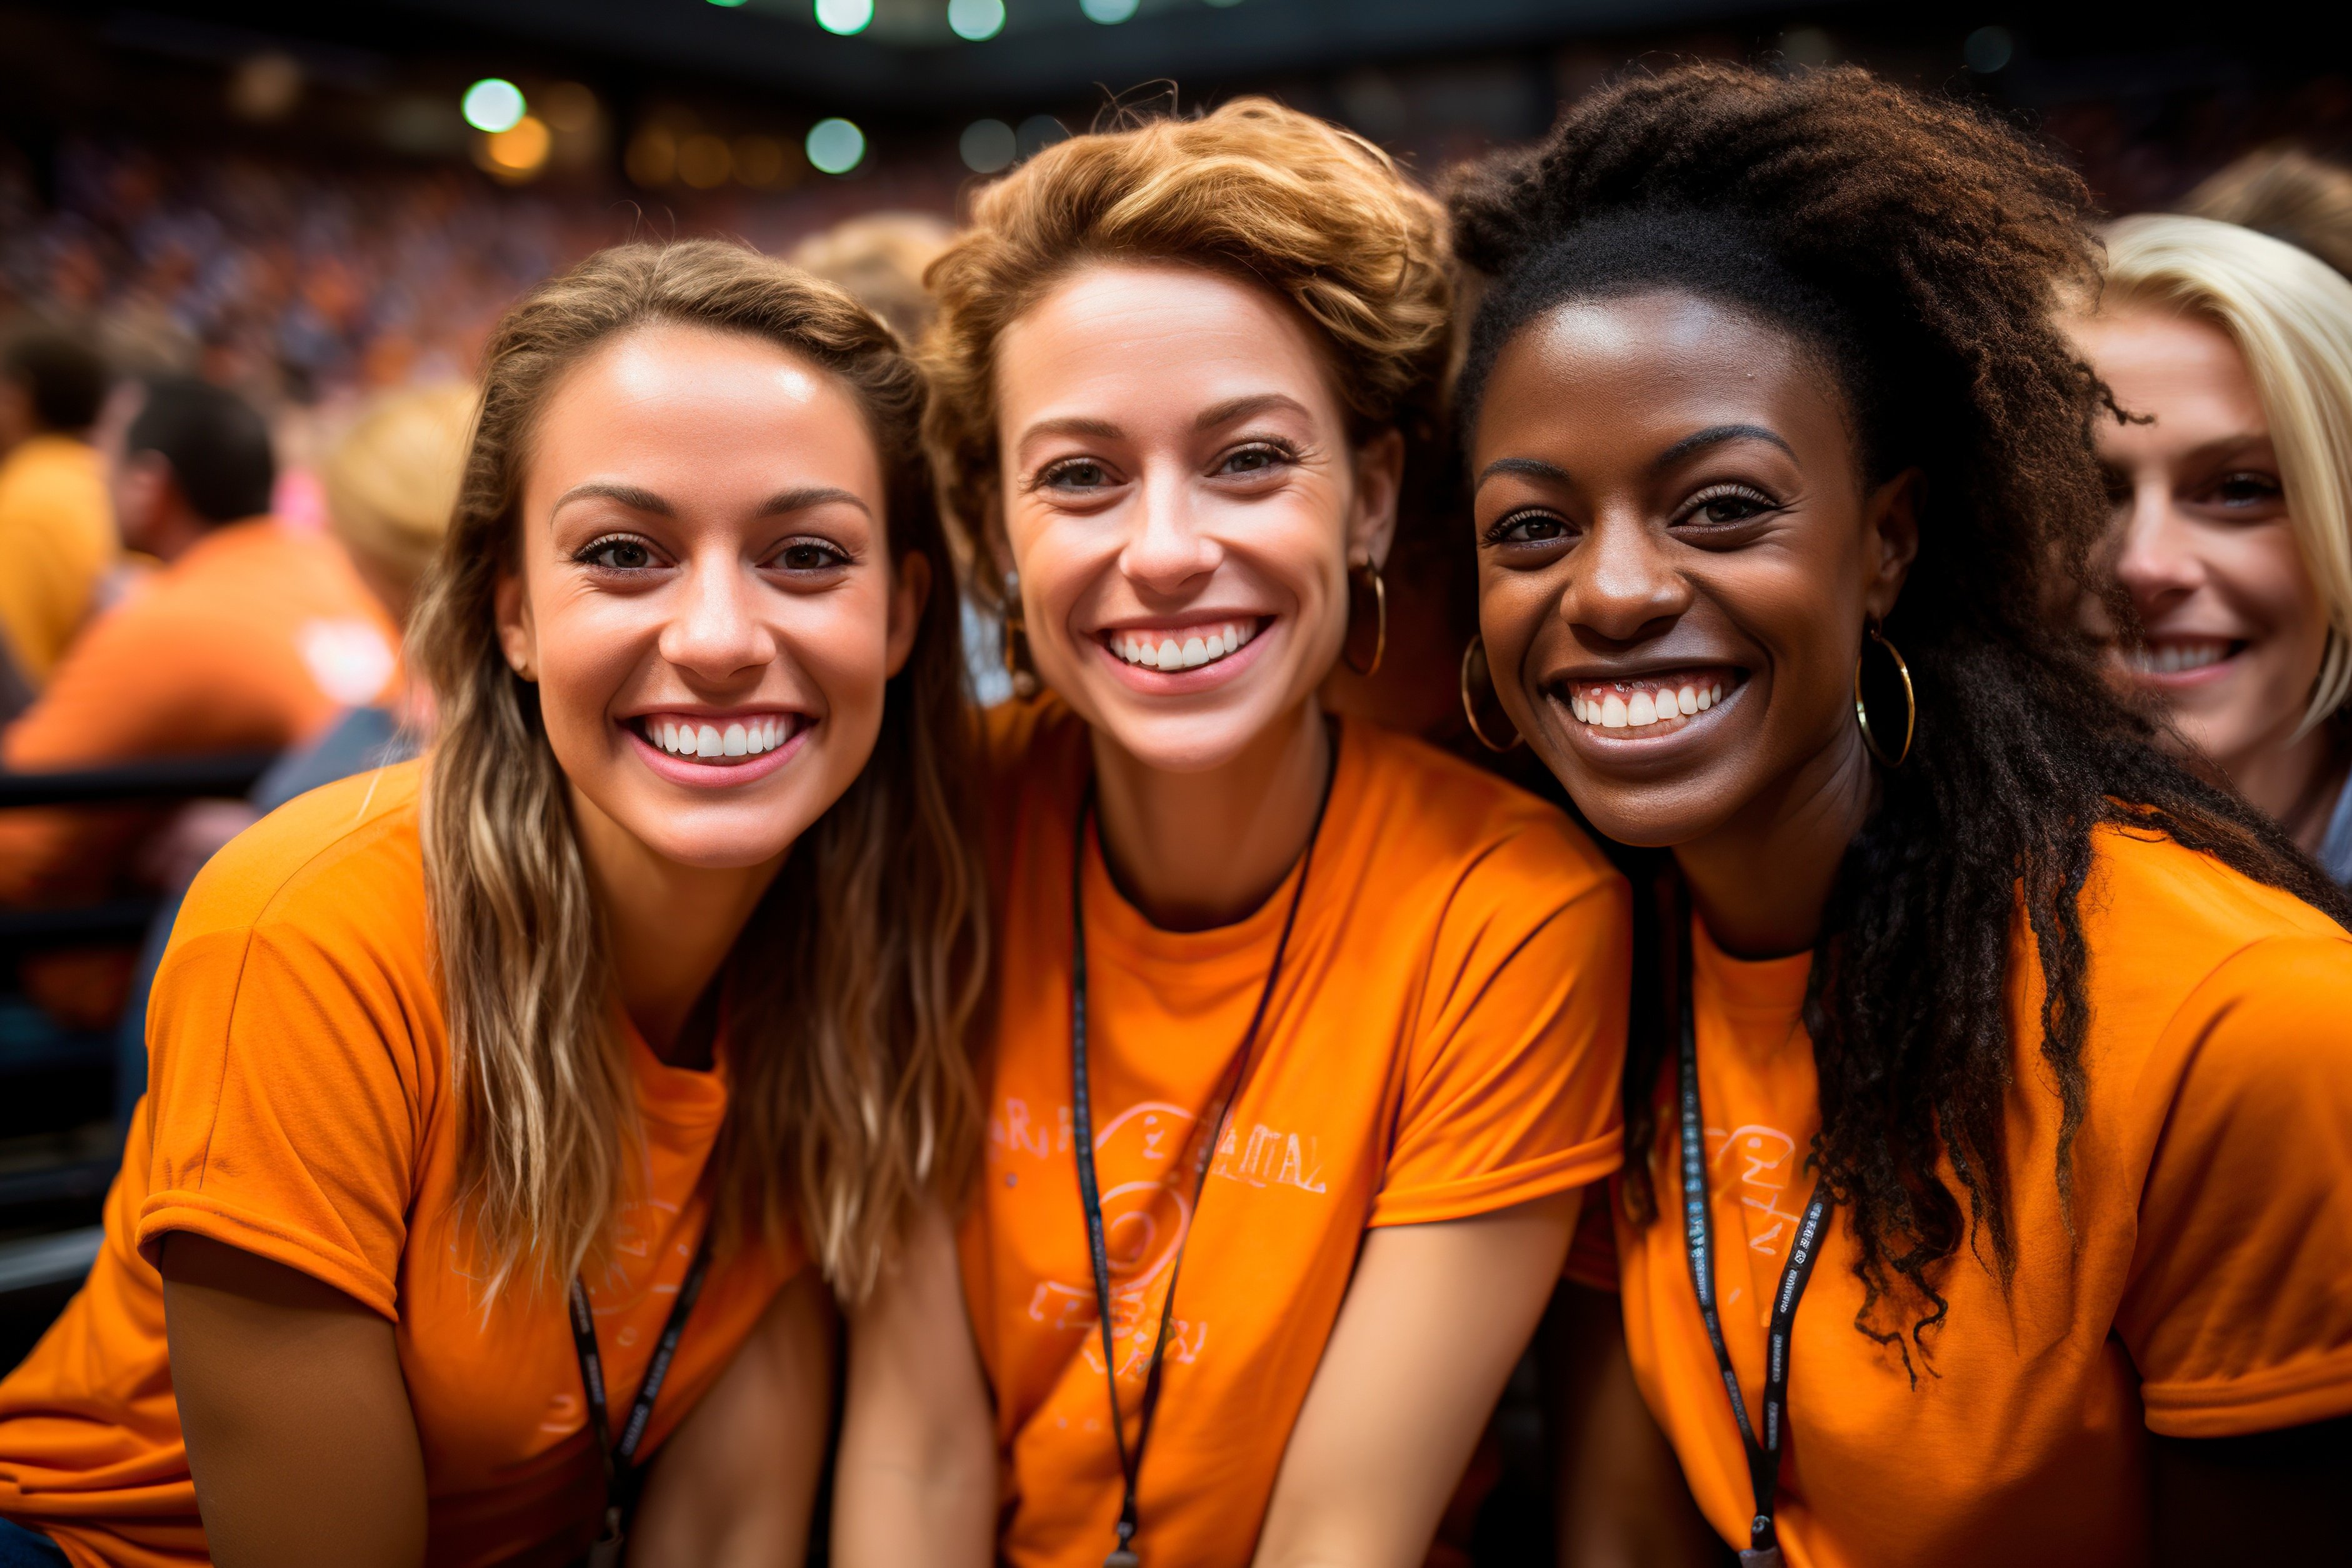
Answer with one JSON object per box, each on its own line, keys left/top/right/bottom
{"left": 160, "top": 1232, "right": 426, "bottom": 1568}
{"left": 1250, "top": 1191, "right": 1579, "bottom": 1568}
{"left": 628, "top": 1268, "right": 836, "bottom": 1568}
{"left": 1544, "top": 1283, "right": 1727, "bottom": 1568}
{"left": 831, "top": 1200, "right": 998, "bottom": 1568}
{"left": 2149, "top": 1417, "right": 2350, "bottom": 1565}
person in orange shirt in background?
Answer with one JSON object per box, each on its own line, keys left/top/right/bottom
{"left": 0, "top": 327, "right": 116, "bottom": 712}
{"left": 849, "top": 101, "right": 1631, "bottom": 1568}
{"left": 1453, "top": 64, "right": 2352, "bottom": 1567}
{"left": 0, "top": 240, "right": 986, "bottom": 1568}
{"left": 0, "top": 374, "right": 397, "bottom": 1027}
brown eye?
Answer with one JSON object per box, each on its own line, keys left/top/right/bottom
{"left": 1698, "top": 496, "right": 1768, "bottom": 524}
{"left": 1043, "top": 459, "right": 1111, "bottom": 491}
{"left": 578, "top": 537, "right": 655, "bottom": 570}
{"left": 1491, "top": 512, "right": 1568, "bottom": 544}
{"left": 774, "top": 541, "right": 848, "bottom": 572}
{"left": 2213, "top": 472, "right": 2283, "bottom": 507}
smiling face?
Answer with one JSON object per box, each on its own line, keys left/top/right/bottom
{"left": 1471, "top": 291, "right": 1915, "bottom": 848}
{"left": 992, "top": 262, "right": 1400, "bottom": 774}
{"left": 496, "top": 321, "right": 926, "bottom": 871}
{"left": 2076, "top": 304, "right": 2326, "bottom": 775}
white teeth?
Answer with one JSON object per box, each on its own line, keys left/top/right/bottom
{"left": 1109, "top": 620, "right": 1257, "bottom": 671}
{"left": 1571, "top": 676, "right": 1729, "bottom": 729}
{"left": 1572, "top": 694, "right": 1589, "bottom": 722}
{"left": 1599, "top": 694, "right": 1628, "bottom": 728}
{"left": 723, "top": 723, "right": 748, "bottom": 756}
{"left": 1676, "top": 685, "right": 1698, "bottom": 716}
{"left": 695, "top": 724, "right": 722, "bottom": 757}
{"left": 1627, "top": 692, "right": 1657, "bottom": 726}
{"left": 1707, "top": 683, "right": 1719, "bottom": 706}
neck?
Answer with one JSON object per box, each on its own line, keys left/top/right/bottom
{"left": 2221, "top": 719, "right": 2348, "bottom": 857}
{"left": 1674, "top": 722, "right": 1876, "bottom": 959}
{"left": 568, "top": 784, "right": 786, "bottom": 1066}
{"left": 1091, "top": 697, "right": 1331, "bottom": 932}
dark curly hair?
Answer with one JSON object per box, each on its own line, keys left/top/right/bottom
{"left": 1450, "top": 64, "right": 2352, "bottom": 1367}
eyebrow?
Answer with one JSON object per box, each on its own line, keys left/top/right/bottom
{"left": 758, "top": 485, "right": 870, "bottom": 518}
{"left": 1648, "top": 423, "right": 1798, "bottom": 473}
{"left": 1016, "top": 415, "right": 1126, "bottom": 450}
{"left": 1474, "top": 456, "right": 1570, "bottom": 491}
{"left": 1195, "top": 392, "right": 1311, "bottom": 431}
{"left": 548, "top": 481, "right": 870, "bottom": 521}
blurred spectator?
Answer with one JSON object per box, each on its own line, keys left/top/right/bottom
{"left": 113, "top": 382, "right": 470, "bottom": 1121}
{"left": 0, "top": 375, "right": 396, "bottom": 1027}
{"left": 790, "top": 211, "right": 956, "bottom": 344}
{"left": 2076, "top": 214, "right": 2352, "bottom": 881}
{"left": 2183, "top": 146, "right": 2352, "bottom": 280}
{"left": 0, "top": 326, "right": 116, "bottom": 709}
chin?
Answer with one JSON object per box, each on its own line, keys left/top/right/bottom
{"left": 1084, "top": 696, "right": 1291, "bottom": 775}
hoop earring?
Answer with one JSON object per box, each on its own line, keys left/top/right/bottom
{"left": 1459, "top": 636, "right": 1523, "bottom": 753}
{"left": 1343, "top": 557, "right": 1387, "bottom": 677}
{"left": 1853, "top": 619, "right": 1914, "bottom": 767}
{"left": 1001, "top": 573, "right": 1038, "bottom": 698}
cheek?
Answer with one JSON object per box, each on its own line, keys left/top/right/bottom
{"left": 528, "top": 586, "right": 648, "bottom": 738}
{"left": 2232, "top": 528, "right": 2325, "bottom": 632}
{"left": 785, "top": 582, "right": 898, "bottom": 721}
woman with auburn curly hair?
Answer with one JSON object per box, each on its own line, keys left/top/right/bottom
{"left": 0, "top": 241, "right": 982, "bottom": 1568}
{"left": 883, "top": 99, "right": 1631, "bottom": 1568}
{"left": 1451, "top": 64, "right": 2352, "bottom": 1566}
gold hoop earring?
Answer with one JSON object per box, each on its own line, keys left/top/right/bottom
{"left": 1854, "top": 619, "right": 1914, "bottom": 767}
{"left": 1000, "top": 573, "right": 1038, "bottom": 698}
{"left": 1343, "top": 557, "right": 1387, "bottom": 677}
{"left": 1459, "top": 636, "right": 1523, "bottom": 752}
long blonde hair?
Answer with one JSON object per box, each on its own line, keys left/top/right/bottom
{"left": 2101, "top": 213, "right": 2352, "bottom": 735}
{"left": 409, "top": 241, "right": 983, "bottom": 1301}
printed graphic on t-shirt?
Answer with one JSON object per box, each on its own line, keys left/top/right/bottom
{"left": 1705, "top": 1121, "right": 1806, "bottom": 1324}
{"left": 992, "top": 1092, "right": 1331, "bottom": 1384}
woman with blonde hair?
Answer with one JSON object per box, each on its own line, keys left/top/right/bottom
{"left": 871, "top": 99, "right": 1631, "bottom": 1568}
{"left": 0, "top": 239, "right": 981, "bottom": 1567}
{"left": 2076, "top": 214, "right": 2352, "bottom": 879}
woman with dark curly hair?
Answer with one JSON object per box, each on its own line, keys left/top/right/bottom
{"left": 1451, "top": 64, "right": 2352, "bottom": 1566}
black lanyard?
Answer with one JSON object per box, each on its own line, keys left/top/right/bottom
{"left": 567, "top": 1231, "right": 714, "bottom": 1568}
{"left": 1069, "top": 724, "right": 1336, "bottom": 1568}
{"left": 1674, "top": 912, "right": 1832, "bottom": 1568}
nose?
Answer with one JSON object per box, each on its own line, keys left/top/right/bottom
{"left": 1567, "top": 509, "right": 1692, "bottom": 645}
{"left": 1116, "top": 469, "right": 1224, "bottom": 597}
{"left": 2109, "top": 479, "right": 2203, "bottom": 622}
{"left": 658, "top": 549, "right": 776, "bottom": 680}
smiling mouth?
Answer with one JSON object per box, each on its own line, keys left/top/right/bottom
{"left": 2123, "top": 637, "right": 2241, "bottom": 676}
{"left": 1100, "top": 617, "right": 1264, "bottom": 672}
{"left": 1555, "top": 667, "right": 1739, "bottom": 736}
{"left": 633, "top": 712, "right": 808, "bottom": 764}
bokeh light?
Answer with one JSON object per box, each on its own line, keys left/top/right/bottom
{"left": 1081, "top": 0, "right": 1140, "bottom": 21}
{"left": 960, "top": 118, "right": 1016, "bottom": 172}
{"left": 677, "top": 132, "right": 733, "bottom": 188}
{"left": 483, "top": 116, "right": 553, "bottom": 177}
{"left": 806, "top": 117, "right": 866, "bottom": 175}
{"left": 1017, "top": 114, "right": 1069, "bottom": 158}
{"left": 461, "top": 78, "right": 526, "bottom": 134}
{"left": 1963, "top": 26, "right": 2014, "bottom": 72}
{"left": 814, "top": 0, "right": 874, "bottom": 34}
{"left": 948, "top": 0, "right": 1006, "bottom": 41}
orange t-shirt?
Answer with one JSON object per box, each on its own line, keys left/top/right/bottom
{"left": 0, "top": 762, "right": 803, "bottom": 1568}
{"left": 0, "top": 434, "right": 116, "bottom": 685}
{"left": 1609, "top": 826, "right": 2352, "bottom": 1568}
{"left": 0, "top": 517, "right": 396, "bottom": 908}
{"left": 962, "top": 699, "right": 1629, "bottom": 1568}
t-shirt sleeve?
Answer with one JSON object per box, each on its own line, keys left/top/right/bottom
{"left": 2118, "top": 934, "right": 2352, "bottom": 1439}
{"left": 1370, "top": 836, "right": 1629, "bottom": 1227}
{"left": 136, "top": 907, "right": 428, "bottom": 1320}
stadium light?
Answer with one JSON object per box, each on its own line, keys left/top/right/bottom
{"left": 1081, "top": 0, "right": 1139, "bottom": 20}
{"left": 807, "top": 118, "right": 866, "bottom": 175}
{"left": 961, "top": 119, "right": 1016, "bottom": 172}
{"left": 948, "top": 0, "right": 1006, "bottom": 41}
{"left": 814, "top": 0, "right": 874, "bottom": 34}
{"left": 461, "top": 79, "right": 526, "bottom": 134}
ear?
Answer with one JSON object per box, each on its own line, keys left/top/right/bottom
{"left": 1346, "top": 427, "right": 1406, "bottom": 572}
{"left": 493, "top": 566, "right": 538, "bottom": 682}
{"left": 884, "top": 551, "right": 933, "bottom": 679}
{"left": 1862, "top": 467, "right": 1923, "bottom": 622}
{"left": 114, "top": 452, "right": 173, "bottom": 546}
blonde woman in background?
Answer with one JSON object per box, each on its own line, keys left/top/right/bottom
{"left": 2183, "top": 145, "right": 2352, "bottom": 280}
{"left": 2075, "top": 214, "right": 2352, "bottom": 880}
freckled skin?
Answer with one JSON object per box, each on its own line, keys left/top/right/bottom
{"left": 1471, "top": 292, "right": 1918, "bottom": 956}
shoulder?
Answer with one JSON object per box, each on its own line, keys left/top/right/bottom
{"left": 1339, "top": 719, "right": 1622, "bottom": 911}
{"left": 173, "top": 758, "right": 429, "bottom": 966}
{"left": 981, "top": 691, "right": 1086, "bottom": 778}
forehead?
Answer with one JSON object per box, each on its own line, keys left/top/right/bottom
{"left": 994, "top": 261, "right": 1344, "bottom": 427}
{"left": 1474, "top": 291, "right": 1851, "bottom": 462}
{"left": 2076, "top": 304, "right": 2263, "bottom": 427}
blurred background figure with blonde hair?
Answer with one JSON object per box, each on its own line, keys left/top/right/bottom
{"left": 2183, "top": 146, "right": 2352, "bottom": 280}
{"left": 790, "top": 211, "right": 956, "bottom": 346}
{"left": 2076, "top": 214, "right": 2352, "bottom": 881}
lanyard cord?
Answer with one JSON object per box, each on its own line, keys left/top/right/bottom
{"left": 568, "top": 1229, "right": 714, "bottom": 1564}
{"left": 1069, "top": 721, "right": 1338, "bottom": 1568}
{"left": 1674, "top": 887, "right": 1832, "bottom": 1568}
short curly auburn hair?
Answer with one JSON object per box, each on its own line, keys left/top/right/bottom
{"left": 921, "top": 97, "right": 1454, "bottom": 600}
